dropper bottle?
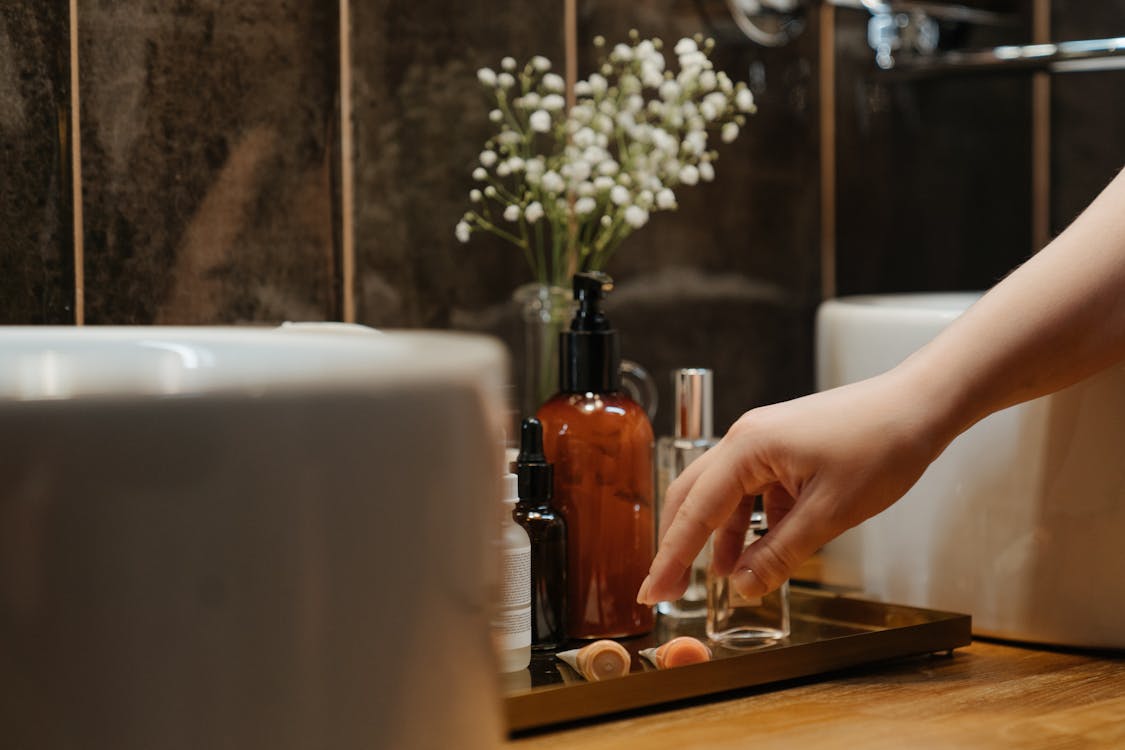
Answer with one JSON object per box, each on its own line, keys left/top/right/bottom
{"left": 512, "top": 418, "right": 567, "bottom": 651}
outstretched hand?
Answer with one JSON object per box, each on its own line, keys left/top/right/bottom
{"left": 637, "top": 370, "right": 952, "bottom": 604}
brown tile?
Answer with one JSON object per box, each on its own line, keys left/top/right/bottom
{"left": 1050, "top": 1, "right": 1125, "bottom": 234}
{"left": 78, "top": 1, "right": 340, "bottom": 324}
{"left": 0, "top": 1, "right": 75, "bottom": 324}
{"left": 834, "top": 6, "right": 1034, "bottom": 295}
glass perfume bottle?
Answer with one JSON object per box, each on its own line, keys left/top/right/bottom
{"left": 655, "top": 368, "right": 718, "bottom": 619}
{"left": 706, "top": 501, "right": 790, "bottom": 646}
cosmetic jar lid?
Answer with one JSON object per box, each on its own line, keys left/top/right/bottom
{"left": 501, "top": 472, "right": 518, "bottom": 505}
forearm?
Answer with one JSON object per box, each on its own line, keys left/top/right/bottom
{"left": 900, "top": 167, "right": 1125, "bottom": 442}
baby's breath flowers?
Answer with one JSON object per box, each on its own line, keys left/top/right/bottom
{"left": 456, "top": 31, "right": 756, "bottom": 286}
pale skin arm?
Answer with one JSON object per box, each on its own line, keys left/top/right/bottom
{"left": 639, "top": 167, "right": 1125, "bottom": 605}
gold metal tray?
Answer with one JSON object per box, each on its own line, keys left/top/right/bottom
{"left": 504, "top": 588, "right": 971, "bottom": 732}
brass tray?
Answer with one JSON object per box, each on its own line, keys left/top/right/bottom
{"left": 504, "top": 588, "right": 971, "bottom": 732}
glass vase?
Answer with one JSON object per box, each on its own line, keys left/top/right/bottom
{"left": 514, "top": 283, "right": 576, "bottom": 418}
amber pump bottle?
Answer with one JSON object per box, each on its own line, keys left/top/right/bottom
{"left": 537, "top": 272, "right": 655, "bottom": 639}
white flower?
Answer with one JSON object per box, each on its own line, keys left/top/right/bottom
{"left": 683, "top": 130, "right": 707, "bottom": 156}
{"left": 525, "top": 157, "right": 545, "bottom": 177}
{"left": 577, "top": 181, "right": 597, "bottom": 197}
{"left": 598, "top": 159, "right": 619, "bottom": 176}
{"left": 656, "top": 188, "right": 677, "bottom": 209}
{"left": 565, "top": 160, "right": 591, "bottom": 183}
{"left": 659, "top": 80, "right": 681, "bottom": 101}
{"left": 636, "top": 40, "right": 657, "bottom": 61}
{"left": 722, "top": 122, "right": 740, "bottom": 143}
{"left": 610, "top": 185, "right": 631, "bottom": 206}
{"left": 652, "top": 129, "right": 677, "bottom": 154}
{"left": 541, "top": 171, "right": 565, "bottom": 193}
{"left": 484, "top": 186, "right": 498, "bottom": 197}
{"left": 503, "top": 204, "right": 521, "bottom": 222}
{"left": 489, "top": 109, "right": 503, "bottom": 123}
{"left": 497, "top": 130, "right": 521, "bottom": 146}
{"left": 575, "top": 196, "right": 597, "bottom": 215}
{"left": 699, "top": 71, "right": 717, "bottom": 91}
{"left": 637, "top": 190, "right": 654, "bottom": 209}
{"left": 469, "top": 189, "right": 483, "bottom": 203}
{"left": 718, "top": 71, "right": 734, "bottom": 93}
{"left": 525, "top": 201, "right": 544, "bottom": 223}
{"left": 699, "top": 161, "right": 715, "bottom": 182}
{"left": 641, "top": 63, "right": 664, "bottom": 89}
{"left": 705, "top": 91, "right": 728, "bottom": 112}
{"left": 532, "top": 55, "right": 551, "bottom": 72}
{"left": 574, "top": 127, "right": 596, "bottom": 148}
{"left": 507, "top": 156, "right": 525, "bottom": 172}
{"left": 501, "top": 56, "right": 517, "bottom": 72}
{"left": 700, "top": 100, "right": 718, "bottom": 121}
{"left": 477, "top": 67, "right": 497, "bottom": 86}
{"left": 624, "top": 205, "right": 649, "bottom": 228}
{"left": 612, "top": 43, "right": 633, "bottom": 61}
{"left": 600, "top": 215, "right": 613, "bottom": 227}
{"left": 498, "top": 72, "right": 516, "bottom": 89}
{"left": 472, "top": 167, "right": 488, "bottom": 181}
{"left": 736, "top": 87, "right": 755, "bottom": 112}
{"left": 543, "top": 73, "right": 565, "bottom": 92}
{"left": 541, "top": 94, "right": 565, "bottom": 111}
{"left": 455, "top": 221, "right": 471, "bottom": 243}
{"left": 575, "top": 81, "right": 593, "bottom": 96}
{"left": 496, "top": 161, "right": 511, "bottom": 177}
{"left": 588, "top": 73, "right": 608, "bottom": 95}
{"left": 679, "top": 164, "right": 700, "bottom": 185}
{"left": 674, "top": 38, "right": 697, "bottom": 56}
{"left": 479, "top": 150, "right": 498, "bottom": 167}
{"left": 583, "top": 146, "right": 606, "bottom": 165}
{"left": 529, "top": 110, "right": 552, "bottom": 133}
{"left": 594, "top": 176, "right": 616, "bottom": 192}
{"left": 519, "top": 92, "right": 541, "bottom": 109}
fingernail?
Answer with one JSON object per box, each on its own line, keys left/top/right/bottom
{"left": 731, "top": 568, "right": 768, "bottom": 599}
{"left": 636, "top": 575, "right": 653, "bottom": 605}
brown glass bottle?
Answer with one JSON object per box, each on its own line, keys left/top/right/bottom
{"left": 536, "top": 273, "right": 655, "bottom": 639}
{"left": 512, "top": 418, "right": 568, "bottom": 651}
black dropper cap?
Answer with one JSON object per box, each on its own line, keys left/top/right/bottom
{"left": 559, "top": 272, "right": 620, "bottom": 393}
{"left": 516, "top": 418, "right": 553, "bottom": 503}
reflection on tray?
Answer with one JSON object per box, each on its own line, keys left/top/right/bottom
{"left": 505, "top": 587, "right": 971, "bottom": 733}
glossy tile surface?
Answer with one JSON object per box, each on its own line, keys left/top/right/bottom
{"left": 0, "top": 2, "right": 74, "bottom": 323}
{"left": 834, "top": 5, "right": 1034, "bottom": 296}
{"left": 78, "top": 1, "right": 340, "bottom": 324}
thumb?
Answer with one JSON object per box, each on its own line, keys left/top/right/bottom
{"left": 728, "top": 500, "right": 829, "bottom": 598}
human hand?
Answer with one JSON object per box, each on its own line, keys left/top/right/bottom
{"left": 637, "top": 370, "right": 955, "bottom": 604}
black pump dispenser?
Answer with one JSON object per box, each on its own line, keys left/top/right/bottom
{"left": 560, "top": 272, "right": 620, "bottom": 393}
{"left": 516, "top": 418, "right": 553, "bottom": 503}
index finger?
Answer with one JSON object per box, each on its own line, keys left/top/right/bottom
{"left": 641, "top": 441, "right": 773, "bottom": 604}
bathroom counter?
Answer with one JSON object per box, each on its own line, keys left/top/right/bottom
{"left": 508, "top": 640, "right": 1125, "bottom": 749}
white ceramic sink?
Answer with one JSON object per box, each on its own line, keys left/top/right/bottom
{"left": 0, "top": 325, "right": 508, "bottom": 749}
{"left": 817, "top": 294, "right": 1125, "bottom": 649}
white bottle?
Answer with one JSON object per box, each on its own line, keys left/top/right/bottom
{"left": 493, "top": 473, "right": 531, "bottom": 672}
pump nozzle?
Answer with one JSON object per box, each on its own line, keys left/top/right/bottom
{"left": 571, "top": 272, "right": 613, "bottom": 332}
{"left": 517, "top": 417, "right": 553, "bottom": 502}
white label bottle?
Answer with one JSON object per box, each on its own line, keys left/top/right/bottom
{"left": 493, "top": 472, "right": 531, "bottom": 672}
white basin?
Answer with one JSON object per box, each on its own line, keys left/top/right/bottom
{"left": 817, "top": 295, "right": 1125, "bottom": 649}
{"left": 0, "top": 326, "right": 508, "bottom": 749}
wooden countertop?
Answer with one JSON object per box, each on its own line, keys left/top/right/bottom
{"left": 509, "top": 640, "right": 1125, "bottom": 749}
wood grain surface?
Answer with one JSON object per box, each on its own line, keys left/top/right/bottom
{"left": 509, "top": 640, "right": 1125, "bottom": 749}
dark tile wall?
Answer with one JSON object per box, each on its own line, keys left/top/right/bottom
{"left": 1050, "top": 1, "right": 1125, "bottom": 233}
{"left": 0, "top": 2, "right": 74, "bottom": 324}
{"left": 833, "top": 1, "right": 1035, "bottom": 296}
{"left": 4, "top": 0, "right": 1123, "bottom": 430}
{"left": 78, "top": 1, "right": 340, "bottom": 324}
